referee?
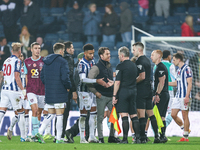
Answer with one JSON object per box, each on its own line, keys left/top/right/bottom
{"left": 112, "top": 46, "right": 140, "bottom": 144}
{"left": 132, "top": 42, "right": 160, "bottom": 143}
{"left": 151, "top": 50, "right": 169, "bottom": 143}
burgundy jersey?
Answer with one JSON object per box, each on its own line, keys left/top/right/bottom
{"left": 24, "top": 56, "right": 45, "bottom": 95}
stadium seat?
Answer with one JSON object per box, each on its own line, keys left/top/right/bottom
{"left": 160, "top": 25, "right": 174, "bottom": 34}
{"left": 73, "top": 42, "right": 84, "bottom": 51}
{"left": 100, "top": 42, "right": 115, "bottom": 50}
{"left": 110, "top": 50, "right": 118, "bottom": 57}
{"left": 166, "top": 16, "right": 181, "bottom": 25}
{"left": 110, "top": 58, "right": 119, "bottom": 67}
{"left": 58, "top": 16, "right": 68, "bottom": 24}
{"left": 43, "top": 16, "right": 55, "bottom": 25}
{"left": 188, "top": 7, "right": 200, "bottom": 15}
{"left": 130, "top": 7, "right": 138, "bottom": 15}
{"left": 133, "top": 16, "right": 149, "bottom": 27}
{"left": 44, "top": 33, "right": 59, "bottom": 43}
{"left": 0, "top": 24, "right": 4, "bottom": 32}
{"left": 174, "top": 7, "right": 186, "bottom": 15}
{"left": 66, "top": 7, "right": 72, "bottom": 13}
{"left": 116, "top": 42, "right": 131, "bottom": 49}
{"left": 193, "top": 25, "right": 200, "bottom": 32}
{"left": 40, "top": 8, "right": 50, "bottom": 16}
{"left": 97, "top": 7, "right": 105, "bottom": 14}
{"left": 174, "top": 26, "right": 182, "bottom": 34}
{"left": 148, "top": 25, "right": 161, "bottom": 34}
{"left": 59, "top": 33, "right": 69, "bottom": 41}
{"left": 86, "top": 42, "right": 99, "bottom": 51}
{"left": 136, "top": 33, "right": 148, "bottom": 42}
{"left": 151, "top": 16, "right": 165, "bottom": 25}
{"left": 114, "top": 7, "right": 121, "bottom": 14}
{"left": 50, "top": 8, "right": 65, "bottom": 16}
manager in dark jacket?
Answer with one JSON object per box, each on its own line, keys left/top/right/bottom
{"left": 38, "top": 43, "right": 71, "bottom": 144}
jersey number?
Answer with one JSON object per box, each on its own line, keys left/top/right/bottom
{"left": 3, "top": 64, "right": 11, "bottom": 76}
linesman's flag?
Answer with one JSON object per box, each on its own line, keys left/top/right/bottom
{"left": 109, "top": 106, "right": 121, "bottom": 135}
{"left": 153, "top": 105, "right": 164, "bottom": 133}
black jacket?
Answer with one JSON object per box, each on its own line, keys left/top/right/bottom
{"left": 0, "top": 1, "right": 19, "bottom": 27}
{"left": 101, "top": 12, "right": 119, "bottom": 35}
{"left": 20, "top": 2, "right": 40, "bottom": 31}
{"left": 41, "top": 54, "right": 71, "bottom": 104}
{"left": 67, "top": 8, "right": 84, "bottom": 33}
{"left": 0, "top": 45, "right": 11, "bottom": 68}
{"left": 63, "top": 52, "right": 76, "bottom": 92}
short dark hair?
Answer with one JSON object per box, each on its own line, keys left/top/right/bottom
{"left": 63, "top": 41, "right": 73, "bottom": 49}
{"left": 98, "top": 47, "right": 109, "bottom": 57}
{"left": 118, "top": 46, "right": 129, "bottom": 57}
{"left": 173, "top": 53, "right": 183, "bottom": 61}
{"left": 31, "top": 42, "right": 40, "bottom": 49}
{"left": 162, "top": 50, "right": 171, "bottom": 59}
{"left": 0, "top": 37, "right": 5, "bottom": 42}
{"left": 83, "top": 44, "right": 94, "bottom": 52}
{"left": 53, "top": 43, "right": 65, "bottom": 53}
{"left": 132, "top": 42, "right": 144, "bottom": 50}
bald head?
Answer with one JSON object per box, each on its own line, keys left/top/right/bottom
{"left": 36, "top": 37, "right": 43, "bottom": 46}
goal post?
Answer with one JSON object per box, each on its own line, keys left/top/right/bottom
{"left": 141, "top": 36, "right": 200, "bottom": 111}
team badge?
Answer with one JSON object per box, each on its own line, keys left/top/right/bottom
{"left": 30, "top": 99, "right": 34, "bottom": 103}
{"left": 33, "top": 63, "right": 37, "bottom": 67}
{"left": 137, "top": 65, "right": 142, "bottom": 70}
{"left": 159, "top": 71, "right": 164, "bottom": 74}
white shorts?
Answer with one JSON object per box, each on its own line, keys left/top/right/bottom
{"left": 27, "top": 93, "right": 45, "bottom": 109}
{"left": 171, "top": 97, "right": 191, "bottom": 111}
{"left": 167, "top": 90, "right": 174, "bottom": 113}
{"left": 0, "top": 90, "right": 23, "bottom": 110}
{"left": 23, "top": 99, "right": 31, "bottom": 110}
{"left": 45, "top": 103, "right": 66, "bottom": 109}
{"left": 78, "top": 91, "right": 96, "bottom": 110}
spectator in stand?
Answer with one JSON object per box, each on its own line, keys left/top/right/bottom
{"left": 181, "top": 15, "right": 200, "bottom": 37}
{"left": 0, "top": 37, "right": 11, "bottom": 69}
{"left": 100, "top": 4, "right": 119, "bottom": 42}
{"left": 83, "top": 3, "right": 101, "bottom": 42}
{"left": 119, "top": 2, "right": 133, "bottom": 42}
{"left": 138, "top": 0, "right": 149, "bottom": 16}
{"left": 0, "top": 0, "right": 20, "bottom": 42}
{"left": 67, "top": 1, "right": 84, "bottom": 42}
{"left": 51, "top": 0, "right": 64, "bottom": 7}
{"left": 36, "top": 37, "right": 52, "bottom": 55}
{"left": 19, "top": 26, "right": 35, "bottom": 58}
{"left": 20, "top": 0, "right": 40, "bottom": 38}
{"left": 155, "top": 0, "right": 170, "bottom": 18}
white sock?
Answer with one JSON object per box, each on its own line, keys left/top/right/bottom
{"left": 181, "top": 125, "right": 184, "bottom": 130}
{"left": 79, "top": 115, "right": 86, "bottom": 140}
{"left": 24, "top": 114, "right": 29, "bottom": 138}
{"left": 44, "top": 114, "right": 51, "bottom": 135}
{"left": 39, "top": 114, "right": 55, "bottom": 135}
{"left": 0, "top": 110, "right": 5, "bottom": 123}
{"left": 18, "top": 112, "right": 25, "bottom": 139}
{"left": 89, "top": 112, "right": 97, "bottom": 139}
{"left": 10, "top": 115, "right": 19, "bottom": 131}
{"left": 56, "top": 115, "right": 63, "bottom": 141}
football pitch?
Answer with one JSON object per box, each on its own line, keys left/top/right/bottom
{"left": 0, "top": 136, "right": 200, "bottom": 150}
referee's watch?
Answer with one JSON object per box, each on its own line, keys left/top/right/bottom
{"left": 155, "top": 92, "right": 161, "bottom": 97}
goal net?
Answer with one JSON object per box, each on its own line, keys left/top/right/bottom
{"left": 141, "top": 37, "right": 200, "bottom": 111}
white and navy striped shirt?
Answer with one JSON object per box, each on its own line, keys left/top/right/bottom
{"left": 2, "top": 55, "right": 21, "bottom": 91}
{"left": 21, "top": 64, "right": 26, "bottom": 88}
{"left": 78, "top": 57, "right": 95, "bottom": 92}
{"left": 175, "top": 64, "right": 192, "bottom": 98}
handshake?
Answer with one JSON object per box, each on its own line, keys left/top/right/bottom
{"left": 96, "top": 78, "right": 114, "bottom": 88}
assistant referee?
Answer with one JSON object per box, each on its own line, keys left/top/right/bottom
{"left": 112, "top": 46, "right": 140, "bottom": 144}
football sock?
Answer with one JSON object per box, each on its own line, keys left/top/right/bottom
{"left": 39, "top": 114, "right": 55, "bottom": 135}
{"left": 18, "top": 112, "right": 25, "bottom": 139}
{"left": 56, "top": 115, "right": 63, "bottom": 141}
{"left": 166, "top": 113, "right": 173, "bottom": 127}
{"left": 139, "top": 118, "right": 146, "bottom": 140}
{"left": 32, "top": 116, "right": 38, "bottom": 136}
{"left": 131, "top": 117, "right": 140, "bottom": 139}
{"left": 150, "top": 115, "right": 159, "bottom": 138}
{"left": 122, "top": 116, "right": 129, "bottom": 141}
{"left": 161, "top": 121, "right": 166, "bottom": 137}
{"left": 24, "top": 114, "right": 29, "bottom": 137}
{"left": 107, "top": 117, "right": 111, "bottom": 130}
{"left": 10, "top": 115, "right": 19, "bottom": 131}
{"left": 44, "top": 114, "right": 51, "bottom": 135}
{"left": 0, "top": 110, "right": 5, "bottom": 123}
{"left": 181, "top": 125, "right": 184, "bottom": 130}
{"left": 132, "top": 133, "right": 135, "bottom": 138}
{"left": 183, "top": 131, "right": 189, "bottom": 139}
{"left": 79, "top": 115, "right": 86, "bottom": 140}
{"left": 89, "top": 112, "right": 97, "bottom": 139}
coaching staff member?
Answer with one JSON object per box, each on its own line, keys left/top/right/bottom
{"left": 132, "top": 42, "right": 160, "bottom": 143}
{"left": 38, "top": 43, "right": 71, "bottom": 143}
{"left": 112, "top": 46, "right": 140, "bottom": 144}
{"left": 87, "top": 47, "right": 121, "bottom": 143}
{"left": 151, "top": 50, "right": 169, "bottom": 143}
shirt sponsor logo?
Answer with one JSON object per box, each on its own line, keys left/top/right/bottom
{"left": 137, "top": 65, "right": 142, "bottom": 70}
{"left": 28, "top": 64, "right": 31, "bottom": 66}
{"left": 31, "top": 69, "right": 39, "bottom": 78}
{"left": 159, "top": 71, "right": 164, "bottom": 74}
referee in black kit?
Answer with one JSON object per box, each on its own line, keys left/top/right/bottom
{"left": 132, "top": 42, "right": 160, "bottom": 143}
{"left": 151, "top": 50, "right": 169, "bottom": 143}
{"left": 112, "top": 46, "right": 140, "bottom": 144}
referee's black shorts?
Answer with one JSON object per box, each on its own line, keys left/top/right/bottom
{"left": 116, "top": 87, "right": 137, "bottom": 115}
{"left": 155, "top": 92, "right": 169, "bottom": 117}
{"left": 136, "top": 92, "right": 153, "bottom": 110}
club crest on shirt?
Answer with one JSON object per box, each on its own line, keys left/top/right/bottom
{"left": 159, "top": 71, "right": 164, "bottom": 74}
{"left": 137, "top": 65, "right": 142, "bottom": 70}
{"left": 33, "top": 63, "right": 37, "bottom": 67}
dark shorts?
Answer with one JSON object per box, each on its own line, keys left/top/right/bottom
{"left": 136, "top": 91, "right": 153, "bottom": 110}
{"left": 116, "top": 88, "right": 137, "bottom": 115}
{"left": 155, "top": 92, "right": 169, "bottom": 117}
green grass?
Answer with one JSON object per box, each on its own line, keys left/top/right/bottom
{"left": 0, "top": 136, "right": 200, "bottom": 150}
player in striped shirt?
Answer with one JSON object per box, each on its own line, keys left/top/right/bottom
{"left": 77, "top": 44, "right": 106, "bottom": 143}
{"left": 0, "top": 43, "right": 26, "bottom": 141}
{"left": 169, "top": 53, "right": 192, "bottom": 142}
